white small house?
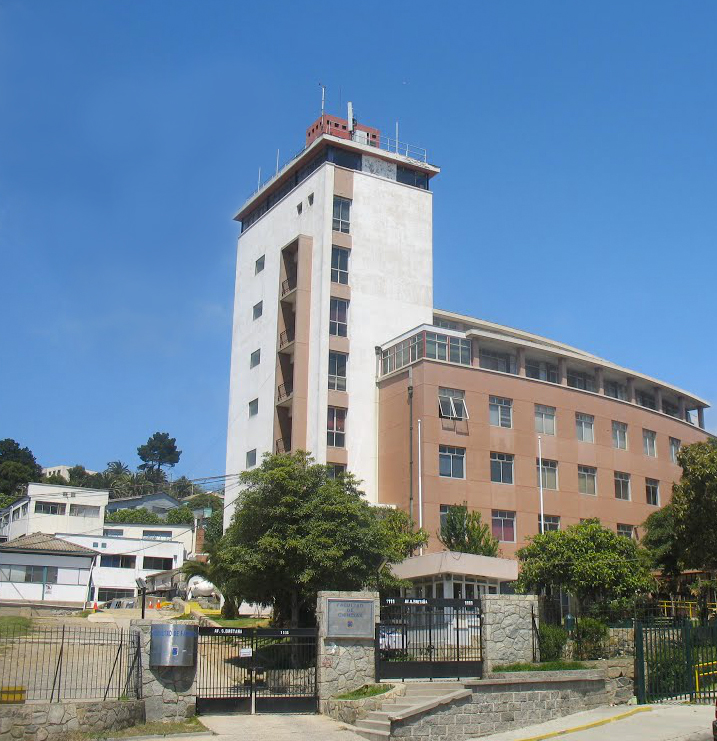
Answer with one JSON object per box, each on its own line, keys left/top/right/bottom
{"left": 101, "top": 523, "right": 194, "bottom": 557}
{"left": 59, "top": 532, "right": 185, "bottom": 603}
{"left": 0, "top": 483, "right": 108, "bottom": 543}
{"left": 0, "top": 533, "right": 96, "bottom": 606}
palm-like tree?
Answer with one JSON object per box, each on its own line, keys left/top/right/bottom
{"left": 105, "top": 461, "right": 130, "bottom": 477}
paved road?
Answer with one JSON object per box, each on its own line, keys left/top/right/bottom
{"left": 196, "top": 713, "right": 365, "bottom": 740}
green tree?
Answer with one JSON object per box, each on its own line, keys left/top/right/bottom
{"left": 137, "top": 432, "right": 181, "bottom": 476}
{"left": 166, "top": 505, "right": 194, "bottom": 525}
{"left": 219, "top": 452, "right": 408, "bottom": 626}
{"left": 438, "top": 503, "right": 500, "bottom": 557}
{"left": 0, "top": 439, "right": 42, "bottom": 505}
{"left": 105, "top": 461, "right": 130, "bottom": 477}
{"left": 642, "top": 503, "right": 682, "bottom": 584}
{"left": 104, "top": 507, "right": 163, "bottom": 525}
{"left": 184, "top": 491, "right": 223, "bottom": 513}
{"left": 202, "top": 510, "right": 224, "bottom": 551}
{"left": 671, "top": 440, "right": 717, "bottom": 571}
{"left": 516, "top": 519, "right": 654, "bottom": 613}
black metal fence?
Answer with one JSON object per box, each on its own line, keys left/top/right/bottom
{"left": 0, "top": 625, "right": 140, "bottom": 702}
{"left": 376, "top": 598, "right": 483, "bottom": 680}
{"left": 196, "top": 626, "right": 317, "bottom": 713}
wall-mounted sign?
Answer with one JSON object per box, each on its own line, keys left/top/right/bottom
{"left": 326, "top": 598, "right": 375, "bottom": 639}
{"left": 239, "top": 647, "right": 253, "bottom": 658}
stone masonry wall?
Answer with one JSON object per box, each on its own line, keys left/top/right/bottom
{"left": 481, "top": 594, "right": 537, "bottom": 672}
{"left": 316, "top": 590, "right": 380, "bottom": 711}
{"left": 131, "top": 620, "right": 197, "bottom": 722}
{"left": 0, "top": 699, "right": 145, "bottom": 741}
{"left": 390, "top": 671, "right": 608, "bottom": 740}
{"left": 324, "top": 683, "right": 406, "bottom": 725}
{"left": 584, "top": 657, "right": 635, "bottom": 704}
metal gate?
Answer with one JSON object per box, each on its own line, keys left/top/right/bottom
{"left": 636, "top": 621, "right": 717, "bottom": 704}
{"left": 376, "top": 598, "right": 483, "bottom": 680}
{"left": 196, "top": 626, "right": 317, "bottom": 713}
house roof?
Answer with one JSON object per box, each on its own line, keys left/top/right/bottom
{"left": 0, "top": 532, "right": 97, "bottom": 556}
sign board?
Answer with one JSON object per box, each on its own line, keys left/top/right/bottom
{"left": 150, "top": 624, "right": 197, "bottom": 667}
{"left": 326, "top": 598, "right": 375, "bottom": 639}
{"left": 239, "top": 647, "right": 253, "bottom": 658}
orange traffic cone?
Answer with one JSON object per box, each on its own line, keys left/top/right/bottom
{"left": 93, "top": 601, "right": 98, "bottom": 612}
{"left": 156, "top": 601, "right": 161, "bottom": 610}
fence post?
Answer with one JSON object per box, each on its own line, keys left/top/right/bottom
{"left": 634, "top": 623, "right": 646, "bottom": 704}
{"left": 685, "top": 620, "right": 695, "bottom": 702}
{"left": 50, "top": 625, "right": 65, "bottom": 702}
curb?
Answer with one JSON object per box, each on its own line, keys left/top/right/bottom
{"left": 504, "top": 706, "right": 653, "bottom": 741}
{"left": 104, "top": 732, "right": 215, "bottom": 741}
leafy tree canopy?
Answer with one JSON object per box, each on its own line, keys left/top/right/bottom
{"left": 670, "top": 440, "right": 717, "bottom": 572}
{"left": 641, "top": 503, "right": 681, "bottom": 583}
{"left": 0, "top": 439, "right": 42, "bottom": 502}
{"left": 516, "top": 519, "right": 654, "bottom": 612}
{"left": 184, "top": 491, "right": 223, "bottom": 513}
{"left": 137, "top": 432, "right": 181, "bottom": 475}
{"left": 104, "top": 507, "right": 164, "bottom": 525}
{"left": 165, "top": 505, "right": 194, "bottom": 525}
{"left": 438, "top": 503, "right": 500, "bottom": 557}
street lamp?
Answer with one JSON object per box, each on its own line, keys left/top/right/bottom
{"left": 136, "top": 577, "right": 147, "bottom": 619}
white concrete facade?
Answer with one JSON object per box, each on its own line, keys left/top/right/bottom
{"left": 102, "top": 523, "right": 194, "bottom": 557}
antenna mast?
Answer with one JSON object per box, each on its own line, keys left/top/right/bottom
{"left": 319, "top": 82, "right": 326, "bottom": 116}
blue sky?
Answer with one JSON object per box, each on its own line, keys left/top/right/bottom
{"left": 1, "top": 1, "right": 715, "bottom": 480}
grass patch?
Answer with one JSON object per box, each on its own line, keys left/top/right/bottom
{"left": 64, "top": 716, "right": 206, "bottom": 740}
{"left": 0, "top": 616, "right": 32, "bottom": 636}
{"left": 336, "top": 684, "right": 393, "bottom": 700}
{"left": 213, "top": 617, "right": 271, "bottom": 629}
{"left": 492, "top": 660, "right": 586, "bottom": 672}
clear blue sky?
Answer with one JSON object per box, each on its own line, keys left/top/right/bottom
{"left": 2, "top": 1, "right": 715, "bottom": 481}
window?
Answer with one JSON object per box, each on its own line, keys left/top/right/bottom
{"left": 396, "top": 165, "right": 429, "bottom": 189}
{"left": 332, "top": 196, "right": 351, "bottom": 233}
{"left": 636, "top": 391, "right": 657, "bottom": 410}
{"left": 425, "top": 332, "right": 471, "bottom": 365}
{"left": 34, "top": 501, "right": 66, "bottom": 515}
{"left": 69, "top": 504, "right": 100, "bottom": 518}
{"left": 669, "top": 437, "right": 681, "bottom": 464}
{"left": 246, "top": 449, "right": 257, "bottom": 468}
{"left": 576, "top": 413, "right": 595, "bottom": 443}
{"left": 439, "top": 445, "right": 465, "bottom": 479}
{"left": 479, "top": 349, "right": 516, "bottom": 374}
{"left": 255, "top": 255, "right": 265, "bottom": 274}
{"left": 308, "top": 193, "right": 314, "bottom": 206}
{"left": 248, "top": 398, "right": 259, "bottom": 417}
{"left": 100, "top": 555, "right": 136, "bottom": 569}
{"left": 663, "top": 401, "right": 679, "bottom": 418}
{"left": 329, "top": 298, "right": 348, "bottom": 336}
{"left": 617, "top": 524, "right": 635, "bottom": 539}
{"left": 489, "top": 396, "right": 512, "bottom": 428}
{"left": 604, "top": 380, "right": 627, "bottom": 400}
{"left": 327, "top": 463, "right": 346, "bottom": 479}
{"left": 252, "top": 301, "right": 263, "bottom": 320}
{"left": 103, "top": 528, "right": 123, "bottom": 537}
{"left": 646, "top": 478, "right": 660, "bottom": 506}
{"left": 537, "top": 459, "right": 558, "bottom": 490}
{"left": 539, "top": 515, "right": 560, "bottom": 532}
{"left": 331, "top": 246, "right": 349, "bottom": 284}
{"left": 439, "top": 504, "right": 450, "bottom": 532}
{"left": 578, "top": 465, "right": 597, "bottom": 495}
{"left": 490, "top": 452, "right": 514, "bottom": 484}
{"left": 21, "top": 504, "right": 28, "bottom": 516}
{"left": 382, "top": 333, "right": 424, "bottom": 374}
{"left": 526, "top": 359, "right": 558, "bottom": 383}
{"left": 97, "top": 588, "right": 134, "bottom": 602}
{"left": 142, "top": 556, "right": 174, "bottom": 571}
{"left": 142, "top": 530, "right": 172, "bottom": 539}
{"left": 643, "top": 429, "right": 657, "bottom": 457}
{"left": 612, "top": 421, "right": 628, "bottom": 450}
{"left": 567, "top": 369, "right": 595, "bottom": 392}
{"left": 492, "top": 510, "right": 515, "bottom": 542}
{"left": 296, "top": 201, "right": 302, "bottom": 215}
{"left": 438, "top": 388, "right": 469, "bottom": 420}
{"left": 250, "top": 349, "right": 261, "bottom": 368}
{"left": 11, "top": 509, "right": 20, "bottom": 521}
{"left": 328, "top": 352, "right": 347, "bottom": 391}
{"left": 614, "top": 471, "right": 631, "bottom": 500}
{"left": 23, "top": 565, "right": 58, "bottom": 584}
{"left": 327, "top": 407, "right": 346, "bottom": 447}
{"left": 535, "top": 405, "right": 556, "bottom": 435}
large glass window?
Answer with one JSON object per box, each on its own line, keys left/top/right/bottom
{"left": 34, "top": 502, "right": 65, "bottom": 515}
{"left": 492, "top": 510, "right": 515, "bottom": 542}
{"left": 535, "top": 405, "right": 556, "bottom": 435}
{"left": 489, "top": 396, "right": 512, "bottom": 428}
{"left": 636, "top": 391, "right": 657, "bottom": 410}
{"left": 327, "top": 407, "right": 346, "bottom": 447}
{"left": 332, "top": 196, "right": 351, "bottom": 233}
{"left": 612, "top": 421, "right": 628, "bottom": 450}
{"left": 643, "top": 429, "right": 657, "bottom": 457}
{"left": 526, "top": 359, "right": 558, "bottom": 383}
{"left": 439, "top": 446, "right": 465, "bottom": 479}
{"left": 100, "top": 555, "right": 136, "bottom": 569}
{"left": 567, "top": 369, "right": 595, "bottom": 391}
{"left": 381, "top": 334, "right": 424, "bottom": 374}
{"left": 479, "top": 349, "right": 516, "bottom": 374}
{"left": 328, "top": 352, "right": 348, "bottom": 391}
{"left": 327, "top": 463, "right": 346, "bottom": 479}
{"left": 142, "top": 557, "right": 174, "bottom": 571}
{"left": 490, "top": 452, "right": 514, "bottom": 484}
{"left": 537, "top": 459, "right": 558, "bottom": 490}
{"left": 614, "top": 471, "right": 631, "bottom": 500}
{"left": 576, "top": 413, "right": 595, "bottom": 443}
{"left": 69, "top": 504, "right": 100, "bottom": 518}
{"left": 396, "top": 165, "right": 429, "bottom": 189}
{"left": 617, "top": 524, "right": 634, "bottom": 539}
{"left": 331, "top": 246, "right": 349, "bottom": 284}
{"left": 669, "top": 437, "right": 681, "bottom": 464}
{"left": 438, "top": 388, "right": 469, "bottom": 420}
{"left": 646, "top": 478, "right": 660, "bottom": 506}
{"left": 329, "top": 298, "right": 348, "bottom": 336}
{"left": 604, "top": 380, "right": 627, "bottom": 400}
{"left": 578, "top": 465, "right": 597, "bottom": 495}
{"left": 539, "top": 515, "right": 560, "bottom": 532}
{"left": 425, "top": 332, "right": 471, "bottom": 364}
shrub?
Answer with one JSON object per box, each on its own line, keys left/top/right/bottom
{"left": 539, "top": 623, "right": 568, "bottom": 662}
{"left": 573, "top": 617, "right": 609, "bottom": 660}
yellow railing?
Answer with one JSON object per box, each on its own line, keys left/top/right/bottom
{"left": 657, "top": 600, "right": 717, "bottom": 619}
{"left": 695, "top": 660, "right": 717, "bottom": 692}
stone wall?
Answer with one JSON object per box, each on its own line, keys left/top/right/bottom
{"left": 481, "top": 594, "right": 537, "bottom": 671}
{"left": 390, "top": 671, "right": 608, "bottom": 740}
{"left": 584, "top": 657, "right": 635, "bottom": 704}
{"left": 0, "top": 699, "right": 145, "bottom": 741}
{"left": 316, "top": 590, "right": 380, "bottom": 710}
{"left": 324, "top": 683, "right": 405, "bottom": 725}
{"left": 131, "top": 620, "right": 197, "bottom": 722}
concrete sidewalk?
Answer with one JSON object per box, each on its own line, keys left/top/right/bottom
{"left": 475, "top": 704, "right": 714, "bottom": 741}
{"left": 193, "top": 713, "right": 365, "bottom": 740}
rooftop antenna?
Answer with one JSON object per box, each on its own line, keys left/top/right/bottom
{"left": 275, "top": 149, "right": 280, "bottom": 175}
{"left": 319, "top": 82, "right": 326, "bottom": 116}
{"left": 347, "top": 102, "right": 354, "bottom": 134}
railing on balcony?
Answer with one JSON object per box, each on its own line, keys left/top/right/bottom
{"left": 281, "top": 274, "right": 297, "bottom": 297}
{"left": 275, "top": 437, "right": 291, "bottom": 455}
{"left": 277, "top": 383, "right": 294, "bottom": 402}
{"left": 279, "top": 330, "right": 295, "bottom": 349}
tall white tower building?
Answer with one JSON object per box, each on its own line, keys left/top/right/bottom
{"left": 224, "top": 111, "right": 440, "bottom": 526}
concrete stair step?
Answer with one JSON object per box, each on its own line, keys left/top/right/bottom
{"left": 351, "top": 727, "right": 390, "bottom": 741}
{"left": 355, "top": 718, "right": 391, "bottom": 732}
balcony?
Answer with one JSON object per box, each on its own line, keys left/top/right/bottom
{"left": 277, "top": 382, "right": 294, "bottom": 407}
{"left": 278, "top": 329, "right": 295, "bottom": 353}
{"left": 275, "top": 437, "right": 291, "bottom": 455}
{"left": 281, "top": 274, "right": 297, "bottom": 302}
